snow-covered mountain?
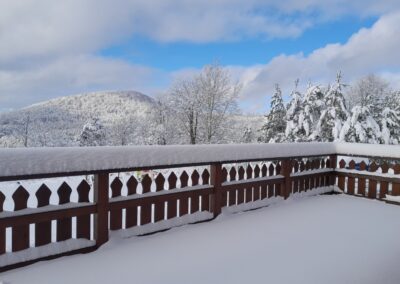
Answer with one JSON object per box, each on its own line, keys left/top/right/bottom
{"left": 0, "top": 91, "right": 156, "bottom": 147}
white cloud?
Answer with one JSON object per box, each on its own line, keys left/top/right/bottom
{"left": 0, "top": 55, "right": 163, "bottom": 109}
{"left": 2, "top": 0, "right": 400, "bottom": 64}
{"left": 235, "top": 11, "right": 400, "bottom": 112}
{"left": 1, "top": 0, "right": 400, "bottom": 111}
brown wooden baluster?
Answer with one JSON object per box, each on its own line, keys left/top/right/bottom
{"left": 368, "top": 162, "right": 378, "bottom": 199}
{"left": 379, "top": 164, "right": 389, "bottom": 199}
{"left": 392, "top": 164, "right": 400, "bottom": 196}
{"left": 76, "top": 180, "right": 91, "bottom": 239}
{"left": 293, "top": 161, "right": 299, "bottom": 193}
{"left": 110, "top": 177, "right": 123, "bottom": 230}
{"left": 275, "top": 162, "right": 283, "bottom": 196}
{"left": 0, "top": 191, "right": 5, "bottom": 254}
{"left": 245, "top": 165, "right": 253, "bottom": 203}
{"left": 179, "top": 171, "right": 189, "bottom": 216}
{"left": 268, "top": 163, "right": 275, "bottom": 197}
{"left": 35, "top": 184, "right": 52, "bottom": 246}
{"left": 189, "top": 170, "right": 200, "bottom": 214}
{"left": 140, "top": 175, "right": 152, "bottom": 225}
{"left": 357, "top": 161, "right": 367, "bottom": 196}
{"left": 237, "top": 166, "right": 245, "bottom": 204}
{"left": 220, "top": 168, "right": 227, "bottom": 208}
{"left": 253, "top": 165, "right": 261, "bottom": 201}
{"left": 57, "top": 182, "right": 72, "bottom": 241}
{"left": 154, "top": 174, "right": 165, "bottom": 222}
{"left": 12, "top": 186, "right": 30, "bottom": 251}
{"left": 315, "top": 159, "right": 322, "bottom": 187}
{"left": 347, "top": 160, "right": 356, "bottom": 195}
{"left": 299, "top": 161, "right": 305, "bottom": 192}
{"left": 228, "top": 167, "right": 237, "bottom": 206}
{"left": 126, "top": 176, "right": 138, "bottom": 228}
{"left": 305, "top": 161, "right": 311, "bottom": 191}
{"left": 260, "top": 164, "right": 267, "bottom": 199}
{"left": 201, "top": 169, "right": 210, "bottom": 211}
{"left": 167, "top": 173, "right": 178, "bottom": 218}
{"left": 321, "top": 159, "right": 328, "bottom": 186}
{"left": 338, "top": 159, "right": 346, "bottom": 192}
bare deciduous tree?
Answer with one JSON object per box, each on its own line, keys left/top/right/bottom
{"left": 162, "top": 63, "right": 240, "bottom": 144}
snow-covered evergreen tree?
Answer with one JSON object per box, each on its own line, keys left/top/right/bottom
{"left": 301, "top": 84, "right": 325, "bottom": 141}
{"left": 259, "top": 84, "right": 286, "bottom": 143}
{"left": 316, "top": 72, "right": 348, "bottom": 141}
{"left": 379, "top": 107, "right": 400, "bottom": 144}
{"left": 285, "top": 80, "right": 306, "bottom": 142}
{"left": 79, "top": 118, "right": 106, "bottom": 146}
{"left": 340, "top": 105, "right": 381, "bottom": 143}
{"left": 378, "top": 91, "right": 400, "bottom": 144}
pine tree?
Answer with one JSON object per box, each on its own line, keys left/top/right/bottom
{"left": 301, "top": 84, "right": 325, "bottom": 141}
{"left": 285, "top": 80, "right": 306, "bottom": 142}
{"left": 379, "top": 91, "right": 400, "bottom": 144}
{"left": 260, "top": 84, "right": 286, "bottom": 143}
{"left": 340, "top": 105, "right": 381, "bottom": 143}
{"left": 317, "top": 72, "right": 348, "bottom": 141}
{"left": 79, "top": 118, "right": 106, "bottom": 146}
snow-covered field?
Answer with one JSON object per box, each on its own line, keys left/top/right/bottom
{"left": 2, "top": 194, "right": 400, "bottom": 284}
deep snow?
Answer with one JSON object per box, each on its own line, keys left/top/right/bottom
{"left": 0, "top": 142, "right": 399, "bottom": 180}
{"left": 2, "top": 194, "right": 400, "bottom": 284}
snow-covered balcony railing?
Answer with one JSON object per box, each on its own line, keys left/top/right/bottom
{"left": 0, "top": 142, "right": 399, "bottom": 271}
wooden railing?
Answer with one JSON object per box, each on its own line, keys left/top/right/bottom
{"left": 0, "top": 143, "right": 399, "bottom": 271}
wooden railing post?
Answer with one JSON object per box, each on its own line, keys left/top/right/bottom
{"left": 210, "top": 163, "right": 223, "bottom": 218}
{"left": 281, "top": 160, "right": 292, "bottom": 199}
{"left": 94, "top": 173, "right": 109, "bottom": 247}
{"left": 329, "top": 155, "right": 337, "bottom": 187}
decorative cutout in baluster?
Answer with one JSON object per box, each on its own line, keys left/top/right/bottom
{"left": 0, "top": 191, "right": 5, "bottom": 254}
{"left": 167, "top": 172, "right": 178, "bottom": 218}
{"left": 368, "top": 162, "right": 378, "bottom": 199}
{"left": 392, "top": 164, "right": 400, "bottom": 196}
{"left": 76, "top": 180, "right": 91, "bottom": 239}
{"left": 201, "top": 169, "right": 210, "bottom": 211}
{"left": 57, "top": 182, "right": 72, "bottom": 242}
{"left": 35, "top": 184, "right": 52, "bottom": 246}
{"left": 154, "top": 174, "right": 165, "bottom": 222}
{"left": 379, "top": 164, "right": 389, "bottom": 199}
{"left": 179, "top": 171, "right": 189, "bottom": 216}
{"left": 347, "top": 160, "right": 356, "bottom": 195}
{"left": 12, "top": 186, "right": 30, "bottom": 252}
{"left": 245, "top": 165, "right": 253, "bottom": 203}
{"left": 237, "top": 166, "right": 245, "bottom": 205}
{"left": 110, "top": 177, "right": 123, "bottom": 230}
{"left": 190, "top": 171, "right": 200, "bottom": 213}
{"left": 358, "top": 161, "right": 367, "bottom": 196}
{"left": 140, "top": 175, "right": 152, "bottom": 225}
{"left": 126, "top": 176, "right": 138, "bottom": 228}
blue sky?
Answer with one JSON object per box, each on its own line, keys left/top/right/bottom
{"left": 100, "top": 16, "right": 376, "bottom": 70}
{"left": 1, "top": 0, "right": 400, "bottom": 113}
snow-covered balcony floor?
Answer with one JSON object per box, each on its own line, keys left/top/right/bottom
{"left": 3, "top": 194, "right": 400, "bottom": 284}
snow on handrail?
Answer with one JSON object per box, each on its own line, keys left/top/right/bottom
{"left": 0, "top": 142, "right": 398, "bottom": 180}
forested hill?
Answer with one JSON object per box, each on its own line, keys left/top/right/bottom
{"left": 0, "top": 91, "right": 156, "bottom": 147}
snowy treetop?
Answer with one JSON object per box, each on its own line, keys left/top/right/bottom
{"left": 0, "top": 143, "right": 398, "bottom": 179}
